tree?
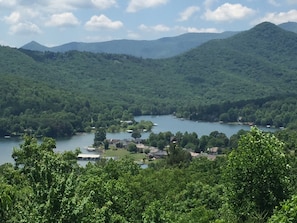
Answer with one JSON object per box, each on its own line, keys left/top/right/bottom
{"left": 131, "top": 130, "right": 141, "bottom": 140}
{"left": 166, "top": 143, "right": 192, "bottom": 167}
{"left": 127, "top": 143, "right": 137, "bottom": 153}
{"left": 224, "top": 127, "right": 289, "bottom": 222}
{"left": 269, "top": 194, "right": 297, "bottom": 223}
{"left": 94, "top": 127, "right": 106, "bottom": 147}
{"left": 11, "top": 136, "right": 91, "bottom": 222}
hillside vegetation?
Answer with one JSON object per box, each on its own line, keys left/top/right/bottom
{"left": 1, "top": 128, "right": 297, "bottom": 222}
{"left": 1, "top": 22, "right": 297, "bottom": 137}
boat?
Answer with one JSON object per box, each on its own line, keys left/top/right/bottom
{"left": 86, "top": 147, "right": 96, "bottom": 152}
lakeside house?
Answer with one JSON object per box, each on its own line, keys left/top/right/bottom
{"left": 207, "top": 147, "right": 219, "bottom": 155}
{"left": 148, "top": 150, "right": 168, "bottom": 159}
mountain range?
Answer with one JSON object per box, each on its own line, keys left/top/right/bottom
{"left": 1, "top": 21, "right": 297, "bottom": 136}
{"left": 21, "top": 22, "right": 297, "bottom": 59}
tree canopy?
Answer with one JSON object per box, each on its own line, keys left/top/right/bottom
{"left": 224, "top": 127, "right": 289, "bottom": 221}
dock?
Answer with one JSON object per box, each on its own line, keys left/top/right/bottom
{"left": 77, "top": 153, "right": 100, "bottom": 161}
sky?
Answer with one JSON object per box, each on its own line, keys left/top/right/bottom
{"left": 1, "top": 0, "right": 297, "bottom": 47}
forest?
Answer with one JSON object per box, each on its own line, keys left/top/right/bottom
{"left": 2, "top": 21, "right": 297, "bottom": 222}
{"left": 1, "top": 127, "right": 297, "bottom": 222}
{"left": 1, "top": 22, "right": 297, "bottom": 137}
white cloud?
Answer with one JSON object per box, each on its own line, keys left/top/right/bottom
{"left": 178, "top": 6, "right": 200, "bottom": 22}
{"left": 175, "top": 26, "right": 221, "bottom": 33}
{"left": 4, "top": 12, "right": 21, "bottom": 24}
{"left": 4, "top": 9, "right": 40, "bottom": 24}
{"left": 91, "top": 0, "right": 117, "bottom": 9}
{"left": 46, "top": 12, "right": 80, "bottom": 27}
{"left": 127, "top": 0, "right": 168, "bottom": 13}
{"left": 85, "top": 14, "right": 123, "bottom": 30}
{"left": 9, "top": 22, "right": 42, "bottom": 35}
{"left": 254, "top": 9, "right": 297, "bottom": 24}
{"left": 188, "top": 27, "right": 220, "bottom": 33}
{"left": 139, "top": 24, "right": 170, "bottom": 32}
{"left": 204, "top": 3, "right": 255, "bottom": 22}
{"left": 127, "top": 31, "right": 141, "bottom": 39}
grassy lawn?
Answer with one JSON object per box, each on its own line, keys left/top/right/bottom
{"left": 102, "top": 148, "right": 146, "bottom": 162}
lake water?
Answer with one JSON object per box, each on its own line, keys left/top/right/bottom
{"left": 0, "top": 115, "right": 274, "bottom": 165}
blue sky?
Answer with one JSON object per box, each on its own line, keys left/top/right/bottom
{"left": 1, "top": 0, "right": 297, "bottom": 47}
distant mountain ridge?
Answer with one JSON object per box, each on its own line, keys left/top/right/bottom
{"left": 20, "top": 22, "right": 297, "bottom": 59}
{"left": 278, "top": 21, "right": 297, "bottom": 33}
{"left": 21, "top": 32, "right": 237, "bottom": 59}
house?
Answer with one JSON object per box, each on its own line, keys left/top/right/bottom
{"left": 207, "top": 147, "right": 219, "bottom": 155}
{"left": 148, "top": 150, "right": 168, "bottom": 159}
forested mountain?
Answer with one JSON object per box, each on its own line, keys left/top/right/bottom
{"left": 279, "top": 21, "right": 297, "bottom": 33}
{"left": 20, "top": 22, "right": 297, "bottom": 59}
{"left": 3, "top": 22, "right": 297, "bottom": 223}
{"left": 2, "top": 22, "right": 297, "bottom": 137}
{"left": 21, "top": 31, "right": 237, "bottom": 59}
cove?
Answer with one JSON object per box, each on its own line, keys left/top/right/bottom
{"left": 0, "top": 115, "right": 274, "bottom": 165}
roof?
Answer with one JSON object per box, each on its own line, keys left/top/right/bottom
{"left": 77, "top": 154, "right": 100, "bottom": 159}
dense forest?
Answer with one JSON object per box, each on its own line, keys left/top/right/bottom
{"left": 1, "top": 22, "right": 297, "bottom": 138}
{"left": 1, "top": 127, "right": 297, "bottom": 222}
{"left": 2, "top": 21, "right": 297, "bottom": 222}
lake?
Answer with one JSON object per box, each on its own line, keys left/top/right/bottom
{"left": 0, "top": 115, "right": 274, "bottom": 165}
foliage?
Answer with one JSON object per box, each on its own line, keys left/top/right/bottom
{"left": 1, "top": 23, "right": 297, "bottom": 137}
{"left": 224, "top": 127, "right": 289, "bottom": 222}
{"left": 4, "top": 126, "right": 297, "bottom": 222}
{"left": 131, "top": 130, "right": 141, "bottom": 140}
{"left": 269, "top": 194, "right": 297, "bottom": 223}
{"left": 166, "top": 143, "right": 192, "bottom": 167}
{"left": 94, "top": 127, "right": 106, "bottom": 147}
{"left": 127, "top": 143, "right": 137, "bottom": 153}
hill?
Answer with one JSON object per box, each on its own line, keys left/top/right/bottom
{"left": 2, "top": 22, "right": 297, "bottom": 137}
{"left": 21, "top": 32, "right": 237, "bottom": 59}
{"left": 171, "top": 21, "right": 297, "bottom": 101}
{"left": 279, "top": 21, "right": 297, "bottom": 33}
{"left": 20, "top": 22, "right": 297, "bottom": 59}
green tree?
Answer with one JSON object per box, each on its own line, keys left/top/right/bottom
{"left": 127, "top": 143, "right": 137, "bottom": 153}
{"left": 131, "top": 130, "right": 141, "bottom": 140}
{"left": 224, "top": 127, "right": 289, "bottom": 222}
{"left": 94, "top": 127, "right": 106, "bottom": 147}
{"left": 166, "top": 143, "right": 192, "bottom": 167}
{"left": 11, "top": 136, "right": 92, "bottom": 222}
{"left": 269, "top": 194, "right": 297, "bottom": 223}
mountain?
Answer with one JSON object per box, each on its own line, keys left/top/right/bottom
{"left": 2, "top": 22, "right": 297, "bottom": 136}
{"left": 20, "top": 22, "right": 297, "bottom": 59}
{"left": 15, "top": 22, "right": 297, "bottom": 112}
{"left": 21, "top": 41, "right": 49, "bottom": 52}
{"left": 15, "top": 22, "right": 297, "bottom": 104}
{"left": 279, "top": 22, "right": 297, "bottom": 33}
{"left": 21, "top": 32, "right": 237, "bottom": 59}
